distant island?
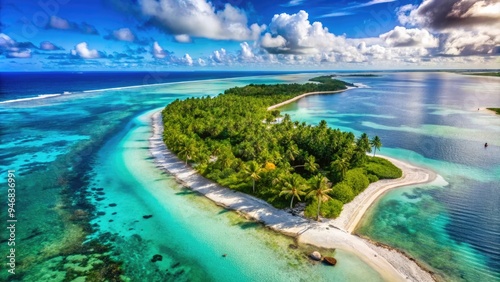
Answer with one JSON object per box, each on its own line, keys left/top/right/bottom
{"left": 463, "top": 72, "right": 500, "bottom": 77}
{"left": 161, "top": 77, "right": 401, "bottom": 219}
{"left": 487, "top": 108, "right": 500, "bottom": 115}
{"left": 334, "top": 74, "right": 380, "bottom": 77}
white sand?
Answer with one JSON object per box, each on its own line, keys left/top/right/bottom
{"left": 267, "top": 87, "right": 354, "bottom": 111}
{"left": 149, "top": 110, "right": 436, "bottom": 282}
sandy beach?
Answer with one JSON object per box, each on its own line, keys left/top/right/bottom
{"left": 149, "top": 110, "right": 437, "bottom": 282}
{"left": 267, "top": 87, "right": 354, "bottom": 111}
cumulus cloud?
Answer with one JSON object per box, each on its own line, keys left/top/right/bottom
{"left": 40, "top": 41, "right": 62, "bottom": 51}
{"left": 49, "top": 16, "right": 72, "bottom": 29}
{"left": 152, "top": 41, "right": 170, "bottom": 59}
{"left": 260, "top": 10, "right": 343, "bottom": 54}
{"left": 0, "top": 33, "right": 16, "bottom": 49}
{"left": 47, "top": 16, "right": 99, "bottom": 35}
{"left": 380, "top": 26, "right": 439, "bottom": 48}
{"left": 396, "top": 0, "right": 500, "bottom": 56}
{"left": 239, "top": 42, "right": 255, "bottom": 61}
{"left": 397, "top": 0, "right": 500, "bottom": 30}
{"left": 104, "top": 28, "right": 151, "bottom": 45}
{"left": 209, "top": 48, "right": 236, "bottom": 65}
{"left": 174, "top": 34, "right": 192, "bottom": 43}
{"left": 182, "top": 54, "right": 193, "bottom": 66}
{"left": 136, "top": 0, "right": 265, "bottom": 40}
{"left": 0, "top": 33, "right": 35, "bottom": 58}
{"left": 70, "top": 42, "right": 102, "bottom": 59}
{"left": 109, "top": 28, "right": 135, "bottom": 42}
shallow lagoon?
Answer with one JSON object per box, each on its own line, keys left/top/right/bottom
{"left": 1, "top": 73, "right": 385, "bottom": 281}
{"left": 280, "top": 72, "right": 500, "bottom": 281}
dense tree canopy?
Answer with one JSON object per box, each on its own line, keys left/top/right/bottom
{"left": 162, "top": 76, "right": 401, "bottom": 219}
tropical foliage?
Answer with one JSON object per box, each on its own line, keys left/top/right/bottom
{"left": 162, "top": 76, "right": 401, "bottom": 220}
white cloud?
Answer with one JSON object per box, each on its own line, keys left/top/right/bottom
{"left": 49, "top": 16, "right": 72, "bottom": 29}
{"left": 260, "top": 10, "right": 342, "bottom": 54}
{"left": 282, "top": 0, "right": 305, "bottom": 7}
{"left": 318, "top": 12, "right": 354, "bottom": 18}
{"left": 380, "top": 26, "right": 438, "bottom": 48}
{"left": 112, "top": 28, "right": 135, "bottom": 42}
{"left": 0, "top": 33, "right": 15, "bottom": 49}
{"left": 138, "top": 0, "right": 265, "bottom": 40}
{"left": 40, "top": 41, "right": 61, "bottom": 50}
{"left": 152, "top": 41, "right": 168, "bottom": 59}
{"left": 182, "top": 54, "right": 193, "bottom": 66}
{"left": 349, "top": 0, "right": 396, "bottom": 9}
{"left": 6, "top": 49, "right": 32, "bottom": 58}
{"left": 396, "top": 0, "right": 500, "bottom": 56}
{"left": 70, "top": 42, "right": 101, "bottom": 59}
{"left": 174, "top": 34, "right": 192, "bottom": 43}
{"left": 197, "top": 58, "right": 206, "bottom": 66}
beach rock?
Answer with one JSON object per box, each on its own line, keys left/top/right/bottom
{"left": 323, "top": 256, "right": 337, "bottom": 266}
{"left": 151, "top": 254, "right": 163, "bottom": 263}
{"left": 143, "top": 215, "right": 153, "bottom": 219}
{"left": 310, "top": 251, "right": 322, "bottom": 261}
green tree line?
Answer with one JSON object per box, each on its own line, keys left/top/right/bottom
{"left": 162, "top": 77, "right": 401, "bottom": 220}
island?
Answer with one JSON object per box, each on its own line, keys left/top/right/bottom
{"left": 487, "top": 108, "right": 500, "bottom": 115}
{"left": 462, "top": 72, "right": 500, "bottom": 77}
{"left": 160, "top": 77, "right": 400, "bottom": 219}
{"left": 149, "top": 76, "right": 436, "bottom": 281}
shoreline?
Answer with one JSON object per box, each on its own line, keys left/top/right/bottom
{"left": 149, "top": 110, "right": 435, "bottom": 282}
{"left": 267, "top": 87, "right": 355, "bottom": 111}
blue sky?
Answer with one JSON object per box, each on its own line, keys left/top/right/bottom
{"left": 1, "top": 0, "right": 498, "bottom": 71}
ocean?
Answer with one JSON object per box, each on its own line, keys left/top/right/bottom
{"left": 0, "top": 71, "right": 499, "bottom": 281}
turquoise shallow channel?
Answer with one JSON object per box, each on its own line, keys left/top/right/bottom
{"left": 1, "top": 73, "right": 386, "bottom": 281}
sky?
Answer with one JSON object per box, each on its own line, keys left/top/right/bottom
{"left": 0, "top": 0, "right": 499, "bottom": 71}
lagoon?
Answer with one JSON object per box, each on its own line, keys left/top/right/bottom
{"left": 1, "top": 71, "right": 499, "bottom": 281}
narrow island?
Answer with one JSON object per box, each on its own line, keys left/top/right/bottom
{"left": 462, "top": 72, "right": 500, "bottom": 77}
{"left": 149, "top": 76, "right": 436, "bottom": 281}
{"left": 487, "top": 108, "right": 500, "bottom": 115}
{"left": 161, "top": 77, "right": 400, "bottom": 219}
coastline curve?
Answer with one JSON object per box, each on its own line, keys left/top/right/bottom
{"left": 149, "top": 110, "right": 436, "bottom": 282}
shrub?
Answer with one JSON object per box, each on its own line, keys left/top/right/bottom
{"left": 364, "top": 157, "right": 402, "bottom": 179}
{"left": 331, "top": 182, "right": 355, "bottom": 204}
{"left": 367, "top": 174, "right": 379, "bottom": 183}
{"left": 345, "top": 168, "right": 370, "bottom": 194}
{"left": 304, "top": 199, "right": 344, "bottom": 219}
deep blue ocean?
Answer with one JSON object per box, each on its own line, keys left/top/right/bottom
{"left": 0, "top": 71, "right": 302, "bottom": 102}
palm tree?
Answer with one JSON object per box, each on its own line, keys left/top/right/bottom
{"left": 307, "top": 175, "right": 333, "bottom": 221}
{"left": 357, "top": 133, "right": 372, "bottom": 154}
{"left": 178, "top": 140, "right": 198, "bottom": 165}
{"left": 371, "top": 136, "right": 382, "bottom": 157}
{"left": 304, "top": 155, "right": 320, "bottom": 174}
{"left": 279, "top": 174, "right": 308, "bottom": 209}
{"left": 293, "top": 155, "right": 320, "bottom": 174}
{"left": 331, "top": 156, "right": 350, "bottom": 180}
{"left": 243, "top": 161, "right": 262, "bottom": 193}
{"left": 285, "top": 143, "right": 300, "bottom": 162}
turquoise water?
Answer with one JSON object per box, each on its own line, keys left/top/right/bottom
{"left": 280, "top": 72, "right": 500, "bottom": 281}
{"left": 0, "top": 73, "right": 384, "bottom": 281}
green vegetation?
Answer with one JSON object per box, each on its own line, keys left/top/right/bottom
{"left": 162, "top": 77, "right": 401, "bottom": 220}
{"left": 337, "top": 74, "right": 380, "bottom": 77}
{"left": 487, "top": 108, "right": 500, "bottom": 115}
{"left": 464, "top": 72, "right": 500, "bottom": 77}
